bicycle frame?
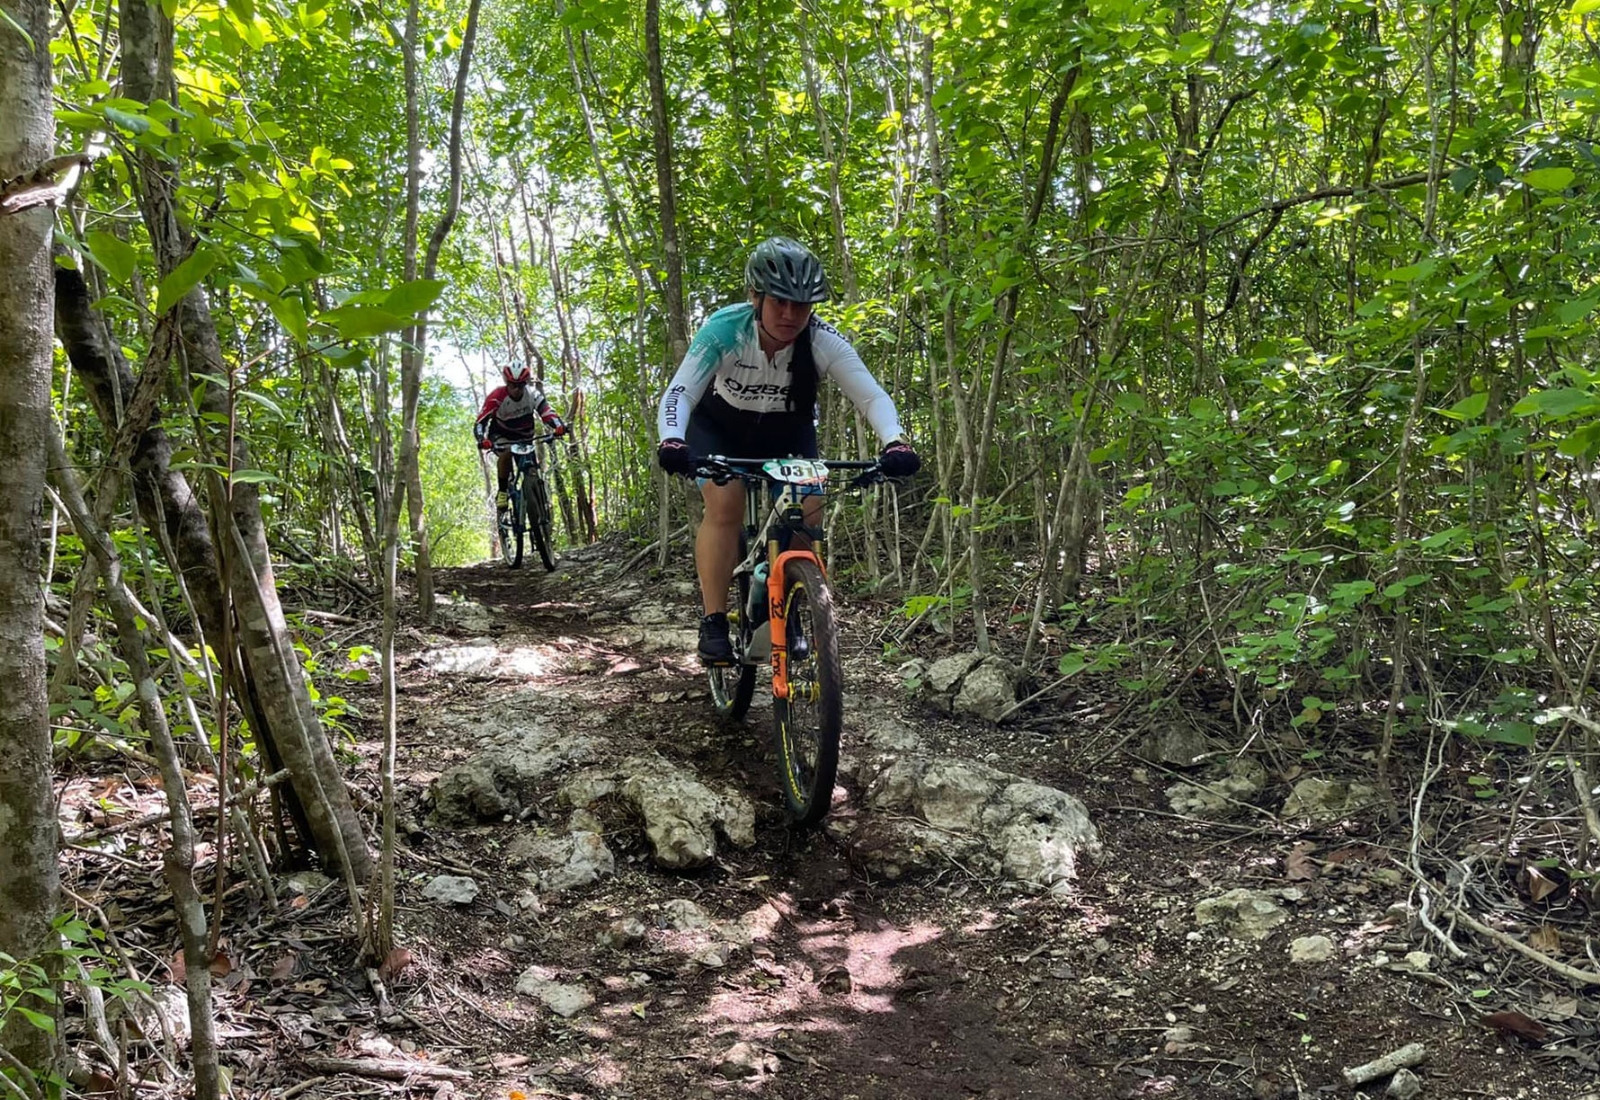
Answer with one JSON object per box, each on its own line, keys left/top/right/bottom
{"left": 492, "top": 432, "right": 559, "bottom": 513}
{"left": 703, "top": 457, "right": 878, "bottom": 701}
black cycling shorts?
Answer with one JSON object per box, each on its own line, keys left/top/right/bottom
{"left": 684, "top": 407, "right": 817, "bottom": 461}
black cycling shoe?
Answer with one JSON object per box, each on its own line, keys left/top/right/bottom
{"left": 698, "top": 612, "right": 735, "bottom": 666}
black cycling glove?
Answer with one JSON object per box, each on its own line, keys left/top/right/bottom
{"left": 657, "top": 438, "right": 697, "bottom": 476}
{"left": 878, "top": 439, "right": 921, "bottom": 478}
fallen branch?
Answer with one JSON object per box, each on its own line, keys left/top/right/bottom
{"left": 1445, "top": 903, "right": 1600, "bottom": 986}
{"left": 1342, "top": 1042, "right": 1426, "bottom": 1087}
{"left": 300, "top": 1056, "right": 472, "bottom": 1082}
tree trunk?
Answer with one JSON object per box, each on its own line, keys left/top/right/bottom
{"left": 46, "top": 432, "right": 221, "bottom": 1100}
{"left": 646, "top": 0, "right": 689, "bottom": 568}
{"left": 0, "top": 0, "right": 63, "bottom": 1072}
{"left": 120, "top": 0, "right": 371, "bottom": 883}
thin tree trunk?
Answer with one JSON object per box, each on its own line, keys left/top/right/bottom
{"left": 120, "top": 0, "right": 372, "bottom": 882}
{"left": 646, "top": 0, "right": 689, "bottom": 569}
{"left": 0, "top": 0, "right": 63, "bottom": 1071}
{"left": 46, "top": 434, "right": 221, "bottom": 1100}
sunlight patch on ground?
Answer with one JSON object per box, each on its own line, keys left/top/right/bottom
{"left": 421, "top": 643, "right": 561, "bottom": 678}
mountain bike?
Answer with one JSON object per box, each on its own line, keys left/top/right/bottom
{"left": 689, "top": 455, "right": 883, "bottom": 826}
{"left": 493, "top": 432, "right": 558, "bottom": 571}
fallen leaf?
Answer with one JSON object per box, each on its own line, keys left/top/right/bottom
{"left": 1537, "top": 993, "right": 1580, "bottom": 1021}
{"left": 269, "top": 953, "right": 298, "bottom": 981}
{"left": 169, "top": 951, "right": 187, "bottom": 983}
{"left": 1529, "top": 923, "right": 1563, "bottom": 954}
{"left": 1481, "top": 1010, "right": 1550, "bottom": 1044}
{"left": 1326, "top": 845, "right": 1372, "bottom": 865}
{"left": 290, "top": 894, "right": 310, "bottom": 909}
{"left": 1521, "top": 864, "right": 1568, "bottom": 903}
{"left": 379, "top": 947, "right": 414, "bottom": 981}
{"left": 208, "top": 951, "right": 233, "bottom": 977}
{"left": 1285, "top": 842, "right": 1320, "bottom": 882}
{"left": 818, "top": 967, "right": 852, "bottom": 994}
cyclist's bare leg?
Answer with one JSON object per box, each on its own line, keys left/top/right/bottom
{"left": 697, "top": 480, "right": 744, "bottom": 614}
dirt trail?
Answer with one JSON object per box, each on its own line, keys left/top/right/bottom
{"left": 282, "top": 540, "right": 1591, "bottom": 1100}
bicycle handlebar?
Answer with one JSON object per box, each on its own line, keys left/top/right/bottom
{"left": 688, "top": 455, "right": 888, "bottom": 489}
{"left": 490, "top": 431, "right": 560, "bottom": 452}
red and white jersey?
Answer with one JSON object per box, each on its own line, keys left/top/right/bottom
{"left": 478, "top": 384, "right": 555, "bottom": 436}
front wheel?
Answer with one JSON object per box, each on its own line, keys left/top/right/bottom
{"left": 709, "top": 569, "right": 756, "bottom": 720}
{"left": 772, "top": 558, "right": 842, "bottom": 827}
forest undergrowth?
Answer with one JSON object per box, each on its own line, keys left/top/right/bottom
{"left": 45, "top": 540, "right": 1600, "bottom": 1100}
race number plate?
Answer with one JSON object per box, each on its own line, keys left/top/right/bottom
{"left": 763, "top": 459, "right": 829, "bottom": 485}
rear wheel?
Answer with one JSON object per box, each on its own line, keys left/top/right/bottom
{"left": 528, "top": 471, "right": 557, "bottom": 572}
{"left": 772, "top": 558, "right": 841, "bottom": 826}
{"left": 709, "top": 566, "right": 756, "bottom": 720}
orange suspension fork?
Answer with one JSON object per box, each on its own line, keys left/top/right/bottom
{"left": 767, "top": 547, "right": 823, "bottom": 701}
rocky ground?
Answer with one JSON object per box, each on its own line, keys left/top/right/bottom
{"left": 57, "top": 536, "right": 1600, "bottom": 1100}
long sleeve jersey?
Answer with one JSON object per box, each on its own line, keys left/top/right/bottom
{"left": 477, "top": 383, "right": 559, "bottom": 436}
{"left": 657, "top": 304, "right": 903, "bottom": 444}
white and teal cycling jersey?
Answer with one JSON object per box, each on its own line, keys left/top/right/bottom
{"left": 657, "top": 303, "right": 903, "bottom": 444}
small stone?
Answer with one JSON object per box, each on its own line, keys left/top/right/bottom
{"left": 1194, "top": 889, "right": 1288, "bottom": 941}
{"left": 1290, "top": 935, "right": 1336, "bottom": 964}
{"left": 285, "top": 870, "right": 333, "bottom": 896}
{"left": 515, "top": 968, "right": 594, "bottom": 1018}
{"left": 1386, "top": 1068, "right": 1423, "bottom": 1099}
{"left": 715, "top": 1041, "right": 778, "bottom": 1079}
{"left": 1404, "top": 951, "right": 1434, "bottom": 971}
{"left": 662, "top": 899, "right": 712, "bottom": 930}
{"left": 689, "top": 943, "right": 733, "bottom": 969}
{"left": 600, "top": 917, "right": 647, "bottom": 949}
{"left": 500, "top": 934, "right": 529, "bottom": 951}
{"left": 421, "top": 875, "right": 479, "bottom": 906}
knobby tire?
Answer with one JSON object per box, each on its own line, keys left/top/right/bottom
{"left": 528, "top": 472, "right": 557, "bottom": 572}
{"left": 709, "top": 557, "right": 756, "bottom": 720}
{"left": 504, "top": 484, "right": 526, "bottom": 569}
{"left": 773, "top": 558, "right": 841, "bottom": 826}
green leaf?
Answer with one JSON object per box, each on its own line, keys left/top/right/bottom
{"left": 85, "top": 231, "right": 137, "bottom": 284}
{"left": 102, "top": 105, "right": 150, "bottom": 135}
{"left": 269, "top": 295, "right": 308, "bottom": 343}
{"left": 319, "top": 305, "right": 411, "bottom": 339}
{"left": 155, "top": 248, "right": 221, "bottom": 316}
{"left": 1556, "top": 294, "right": 1600, "bottom": 326}
{"left": 1511, "top": 388, "right": 1600, "bottom": 418}
{"left": 1439, "top": 392, "right": 1489, "bottom": 421}
{"left": 1187, "top": 396, "right": 1219, "bottom": 420}
{"left": 1576, "top": 0, "right": 1600, "bottom": 12}
{"left": 1523, "top": 167, "right": 1575, "bottom": 191}
{"left": 1058, "top": 652, "right": 1089, "bottom": 677}
{"left": 382, "top": 277, "right": 448, "bottom": 317}
{"left": 15, "top": 1007, "right": 56, "bottom": 1034}
{"left": 1556, "top": 422, "right": 1600, "bottom": 459}
{"left": 238, "top": 390, "right": 285, "bottom": 420}
{"left": 228, "top": 469, "right": 279, "bottom": 485}
{"left": 1384, "top": 259, "right": 1437, "bottom": 282}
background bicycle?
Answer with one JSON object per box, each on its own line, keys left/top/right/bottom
{"left": 493, "top": 431, "right": 559, "bottom": 571}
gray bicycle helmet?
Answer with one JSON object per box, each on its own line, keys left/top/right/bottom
{"left": 744, "top": 236, "right": 831, "bottom": 303}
